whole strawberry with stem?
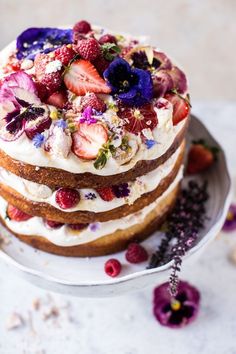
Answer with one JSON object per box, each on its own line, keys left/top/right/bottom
{"left": 187, "top": 140, "right": 218, "bottom": 175}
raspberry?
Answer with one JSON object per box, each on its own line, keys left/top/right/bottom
{"left": 104, "top": 259, "right": 122, "bottom": 277}
{"left": 34, "top": 53, "right": 62, "bottom": 95}
{"left": 97, "top": 187, "right": 115, "bottom": 201}
{"left": 7, "top": 204, "right": 32, "bottom": 222}
{"left": 55, "top": 188, "right": 80, "bottom": 209}
{"left": 45, "top": 219, "right": 64, "bottom": 228}
{"left": 125, "top": 243, "right": 148, "bottom": 264}
{"left": 68, "top": 223, "right": 88, "bottom": 230}
{"left": 54, "top": 45, "right": 76, "bottom": 66}
{"left": 75, "top": 38, "right": 101, "bottom": 61}
{"left": 99, "top": 34, "right": 117, "bottom": 45}
{"left": 41, "top": 72, "right": 62, "bottom": 95}
{"left": 81, "top": 93, "right": 106, "bottom": 112}
{"left": 73, "top": 20, "right": 91, "bottom": 34}
{"left": 92, "top": 54, "right": 110, "bottom": 75}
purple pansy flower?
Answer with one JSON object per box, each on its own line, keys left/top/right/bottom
{"left": 104, "top": 58, "right": 153, "bottom": 107}
{"left": 0, "top": 72, "right": 44, "bottom": 141}
{"left": 80, "top": 106, "right": 98, "bottom": 125}
{"left": 223, "top": 204, "right": 236, "bottom": 232}
{"left": 153, "top": 280, "right": 200, "bottom": 328}
{"left": 16, "top": 27, "right": 73, "bottom": 60}
{"left": 112, "top": 183, "right": 130, "bottom": 198}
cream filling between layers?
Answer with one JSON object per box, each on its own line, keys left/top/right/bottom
{"left": 0, "top": 167, "right": 183, "bottom": 247}
{"left": 0, "top": 145, "right": 182, "bottom": 213}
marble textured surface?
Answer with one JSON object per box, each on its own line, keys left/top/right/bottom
{"left": 0, "top": 0, "right": 236, "bottom": 100}
{"left": 0, "top": 102, "right": 236, "bottom": 354}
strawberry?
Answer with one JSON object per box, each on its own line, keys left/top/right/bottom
{"left": 7, "top": 204, "right": 32, "bottom": 222}
{"left": 55, "top": 188, "right": 80, "bottom": 209}
{"left": 64, "top": 59, "right": 111, "bottom": 96}
{"left": 164, "top": 93, "right": 190, "bottom": 125}
{"left": 97, "top": 187, "right": 115, "bottom": 201}
{"left": 81, "top": 93, "right": 106, "bottom": 112}
{"left": 187, "top": 144, "right": 214, "bottom": 175}
{"left": 72, "top": 122, "right": 108, "bottom": 160}
{"left": 54, "top": 45, "right": 76, "bottom": 66}
{"left": 118, "top": 104, "right": 158, "bottom": 135}
{"left": 46, "top": 90, "right": 68, "bottom": 109}
{"left": 75, "top": 38, "right": 101, "bottom": 61}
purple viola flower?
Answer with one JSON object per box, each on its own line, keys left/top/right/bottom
{"left": 153, "top": 281, "right": 200, "bottom": 328}
{"left": 112, "top": 183, "right": 130, "bottom": 198}
{"left": 222, "top": 204, "right": 236, "bottom": 232}
{"left": 80, "top": 106, "right": 97, "bottom": 125}
{"left": 16, "top": 27, "right": 73, "bottom": 60}
{"left": 104, "top": 58, "right": 153, "bottom": 107}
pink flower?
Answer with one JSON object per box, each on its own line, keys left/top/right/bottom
{"left": 153, "top": 280, "right": 200, "bottom": 328}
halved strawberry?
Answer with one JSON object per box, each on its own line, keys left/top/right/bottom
{"left": 187, "top": 144, "right": 214, "bottom": 175}
{"left": 7, "top": 204, "right": 33, "bottom": 222}
{"left": 64, "top": 59, "right": 111, "bottom": 96}
{"left": 164, "top": 93, "right": 190, "bottom": 125}
{"left": 118, "top": 104, "right": 158, "bottom": 135}
{"left": 72, "top": 123, "right": 108, "bottom": 160}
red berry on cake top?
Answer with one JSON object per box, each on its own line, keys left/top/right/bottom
{"left": 75, "top": 38, "right": 101, "bottom": 61}
{"left": 54, "top": 45, "right": 76, "bottom": 66}
{"left": 164, "top": 93, "right": 190, "bottom": 125}
{"left": 73, "top": 20, "right": 91, "bottom": 35}
{"left": 55, "top": 188, "right": 80, "bottom": 209}
{"left": 64, "top": 59, "right": 111, "bottom": 96}
{"left": 72, "top": 123, "right": 108, "bottom": 160}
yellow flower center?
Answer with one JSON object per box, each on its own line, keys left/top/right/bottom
{"left": 227, "top": 211, "right": 234, "bottom": 221}
{"left": 170, "top": 299, "right": 181, "bottom": 311}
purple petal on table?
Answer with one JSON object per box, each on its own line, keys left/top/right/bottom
{"left": 222, "top": 204, "right": 236, "bottom": 232}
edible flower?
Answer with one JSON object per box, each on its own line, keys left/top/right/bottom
{"left": 80, "top": 106, "right": 97, "bottom": 125}
{"left": 16, "top": 27, "right": 73, "bottom": 60}
{"left": 153, "top": 281, "right": 200, "bottom": 328}
{"left": 104, "top": 58, "right": 153, "bottom": 107}
{"left": 222, "top": 204, "right": 236, "bottom": 232}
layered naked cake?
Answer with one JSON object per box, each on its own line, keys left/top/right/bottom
{"left": 0, "top": 20, "right": 190, "bottom": 256}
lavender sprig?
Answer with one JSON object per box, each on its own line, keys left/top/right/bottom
{"left": 148, "top": 180, "right": 209, "bottom": 297}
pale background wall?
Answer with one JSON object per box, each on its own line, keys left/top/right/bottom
{"left": 0, "top": 0, "right": 235, "bottom": 100}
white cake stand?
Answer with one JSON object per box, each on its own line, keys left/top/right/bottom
{"left": 0, "top": 115, "right": 232, "bottom": 297}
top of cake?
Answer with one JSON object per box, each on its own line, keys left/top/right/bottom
{"left": 0, "top": 20, "right": 190, "bottom": 176}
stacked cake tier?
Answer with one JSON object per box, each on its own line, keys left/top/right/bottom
{"left": 0, "top": 21, "right": 190, "bottom": 256}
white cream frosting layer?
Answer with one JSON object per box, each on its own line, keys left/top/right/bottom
{"left": 0, "top": 40, "right": 186, "bottom": 176}
{"left": 0, "top": 168, "right": 183, "bottom": 247}
{"left": 0, "top": 145, "right": 182, "bottom": 213}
